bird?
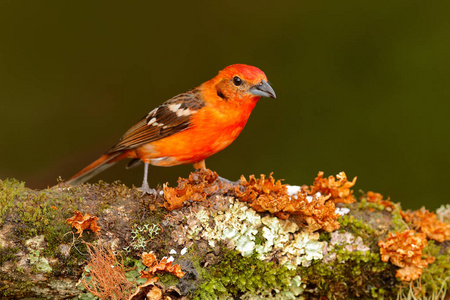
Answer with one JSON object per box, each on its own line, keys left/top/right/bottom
{"left": 66, "top": 64, "right": 276, "bottom": 193}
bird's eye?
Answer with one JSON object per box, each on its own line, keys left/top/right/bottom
{"left": 232, "top": 76, "right": 242, "bottom": 86}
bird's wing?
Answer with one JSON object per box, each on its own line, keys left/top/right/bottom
{"left": 107, "top": 88, "right": 205, "bottom": 153}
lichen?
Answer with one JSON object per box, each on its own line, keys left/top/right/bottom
{"left": 163, "top": 169, "right": 235, "bottom": 211}
{"left": 379, "top": 230, "right": 435, "bottom": 282}
{"left": 323, "top": 231, "right": 370, "bottom": 263}
{"left": 123, "top": 223, "right": 161, "bottom": 253}
{"left": 401, "top": 207, "right": 450, "bottom": 242}
{"left": 306, "top": 171, "right": 357, "bottom": 204}
{"left": 2, "top": 171, "right": 449, "bottom": 299}
{"left": 209, "top": 200, "right": 261, "bottom": 256}
{"left": 257, "top": 216, "right": 324, "bottom": 269}
{"left": 0, "top": 178, "right": 159, "bottom": 298}
{"left": 26, "top": 235, "right": 52, "bottom": 273}
{"left": 67, "top": 211, "right": 101, "bottom": 236}
{"left": 437, "top": 204, "right": 450, "bottom": 222}
{"left": 236, "top": 173, "right": 346, "bottom": 232}
{"left": 186, "top": 198, "right": 324, "bottom": 268}
{"left": 360, "top": 191, "right": 396, "bottom": 211}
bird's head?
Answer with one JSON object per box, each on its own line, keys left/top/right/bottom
{"left": 210, "top": 64, "right": 276, "bottom": 103}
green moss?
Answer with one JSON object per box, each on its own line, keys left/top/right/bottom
{"left": 0, "top": 271, "right": 35, "bottom": 298}
{"left": 390, "top": 205, "right": 408, "bottom": 232}
{"left": 415, "top": 241, "right": 450, "bottom": 297}
{"left": 193, "top": 250, "right": 297, "bottom": 299}
{"left": 317, "top": 203, "right": 406, "bottom": 298}
{"left": 0, "top": 178, "right": 123, "bottom": 257}
{"left": 0, "top": 179, "right": 26, "bottom": 224}
{"left": 159, "top": 273, "right": 180, "bottom": 287}
{"left": 2, "top": 182, "right": 76, "bottom": 242}
{"left": 0, "top": 246, "right": 19, "bottom": 265}
{"left": 396, "top": 241, "right": 449, "bottom": 299}
{"left": 339, "top": 215, "right": 374, "bottom": 235}
{"left": 300, "top": 248, "right": 398, "bottom": 299}
{"left": 338, "top": 215, "right": 377, "bottom": 249}
{"left": 51, "top": 240, "right": 88, "bottom": 277}
{"left": 357, "top": 197, "right": 385, "bottom": 211}
{"left": 254, "top": 229, "right": 265, "bottom": 245}
{"left": 1, "top": 179, "right": 87, "bottom": 284}
{"left": 43, "top": 222, "right": 76, "bottom": 257}
{"left": 0, "top": 179, "right": 167, "bottom": 298}
{"left": 319, "top": 231, "right": 331, "bottom": 242}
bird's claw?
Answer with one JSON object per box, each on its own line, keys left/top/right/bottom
{"left": 140, "top": 182, "right": 158, "bottom": 196}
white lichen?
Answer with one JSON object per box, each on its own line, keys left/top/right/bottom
{"left": 192, "top": 200, "right": 261, "bottom": 255}
{"left": 323, "top": 231, "right": 370, "bottom": 263}
{"left": 286, "top": 185, "right": 301, "bottom": 199}
{"left": 25, "top": 236, "right": 52, "bottom": 273}
{"left": 187, "top": 198, "right": 325, "bottom": 266}
{"left": 256, "top": 216, "right": 298, "bottom": 257}
{"left": 280, "top": 231, "right": 324, "bottom": 269}
{"left": 335, "top": 207, "right": 350, "bottom": 216}
{"left": 124, "top": 223, "right": 161, "bottom": 252}
{"left": 436, "top": 204, "right": 450, "bottom": 222}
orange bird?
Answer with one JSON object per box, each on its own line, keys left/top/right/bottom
{"left": 66, "top": 64, "right": 276, "bottom": 193}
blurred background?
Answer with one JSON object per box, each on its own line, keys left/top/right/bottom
{"left": 1, "top": 1, "right": 449, "bottom": 210}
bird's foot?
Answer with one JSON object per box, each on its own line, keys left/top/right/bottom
{"left": 140, "top": 182, "right": 158, "bottom": 196}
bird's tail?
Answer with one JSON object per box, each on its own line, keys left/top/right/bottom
{"left": 66, "top": 152, "right": 123, "bottom": 185}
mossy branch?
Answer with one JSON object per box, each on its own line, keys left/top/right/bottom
{"left": 0, "top": 174, "right": 449, "bottom": 300}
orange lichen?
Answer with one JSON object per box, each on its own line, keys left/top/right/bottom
{"left": 401, "top": 207, "right": 450, "bottom": 242}
{"left": 288, "top": 193, "right": 340, "bottom": 232}
{"left": 378, "top": 230, "right": 435, "bottom": 282}
{"left": 163, "top": 169, "right": 235, "bottom": 211}
{"left": 66, "top": 210, "right": 101, "bottom": 236}
{"left": 163, "top": 181, "right": 196, "bottom": 211}
{"left": 82, "top": 244, "right": 134, "bottom": 299}
{"left": 235, "top": 173, "right": 340, "bottom": 232}
{"left": 164, "top": 171, "right": 353, "bottom": 232}
{"left": 129, "top": 282, "right": 162, "bottom": 300}
{"left": 362, "top": 191, "right": 396, "bottom": 210}
{"left": 140, "top": 252, "right": 185, "bottom": 284}
{"left": 129, "top": 253, "right": 185, "bottom": 299}
{"left": 235, "top": 173, "right": 290, "bottom": 215}
{"left": 142, "top": 251, "right": 158, "bottom": 268}
{"left": 306, "top": 171, "right": 357, "bottom": 204}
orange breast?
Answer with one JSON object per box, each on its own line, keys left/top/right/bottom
{"left": 136, "top": 99, "right": 256, "bottom": 166}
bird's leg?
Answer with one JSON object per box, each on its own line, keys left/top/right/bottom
{"left": 193, "top": 160, "right": 206, "bottom": 171}
{"left": 140, "top": 162, "right": 157, "bottom": 196}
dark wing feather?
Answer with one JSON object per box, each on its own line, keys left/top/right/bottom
{"left": 107, "top": 88, "right": 204, "bottom": 153}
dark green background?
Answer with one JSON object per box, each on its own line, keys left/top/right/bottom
{"left": 1, "top": 1, "right": 449, "bottom": 210}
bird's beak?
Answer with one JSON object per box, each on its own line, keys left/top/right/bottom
{"left": 250, "top": 80, "right": 276, "bottom": 99}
